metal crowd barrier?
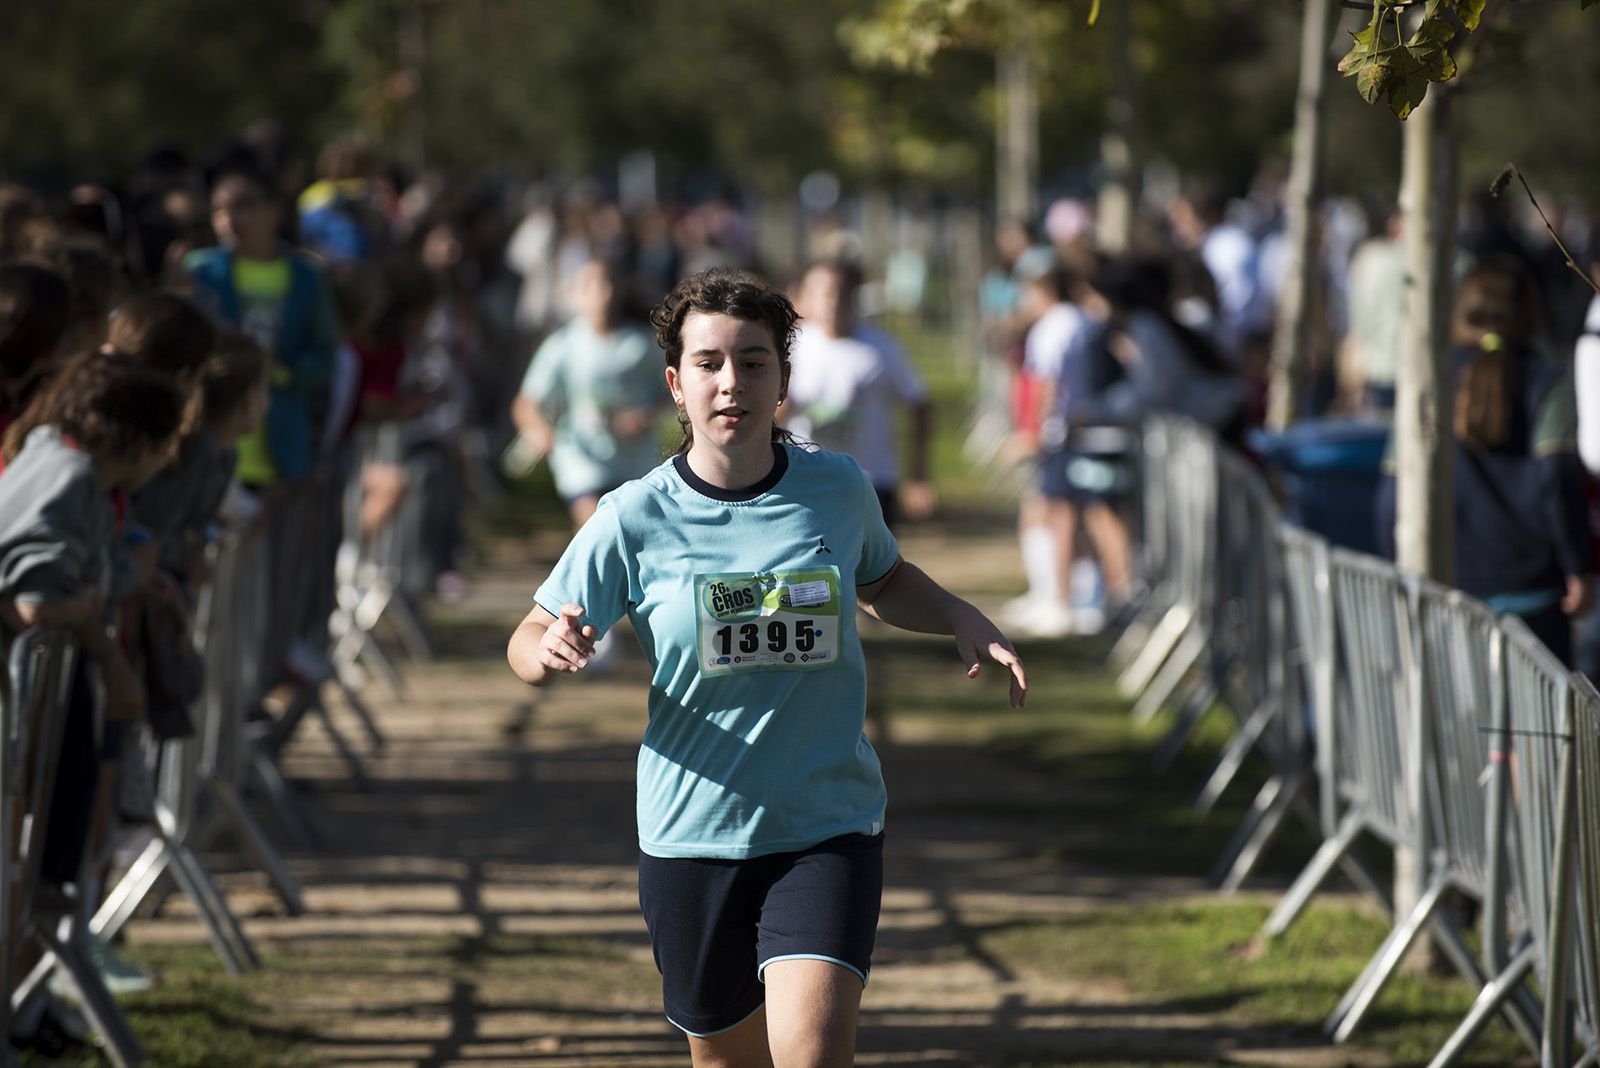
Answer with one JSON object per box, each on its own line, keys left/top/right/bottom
{"left": 1116, "top": 414, "right": 1600, "bottom": 1068}
{"left": 88, "top": 520, "right": 308, "bottom": 967}
{"left": 2, "top": 629, "right": 144, "bottom": 1068}
{"left": 0, "top": 454, "right": 421, "bottom": 1060}
{"left": 256, "top": 475, "right": 386, "bottom": 794}
{"left": 1154, "top": 445, "right": 1285, "bottom": 779}
{"left": 1117, "top": 421, "right": 1218, "bottom": 724}
{"left": 1108, "top": 420, "right": 1172, "bottom": 671}
{"left": 330, "top": 423, "right": 435, "bottom": 703}
{"left": 1567, "top": 674, "right": 1600, "bottom": 1065}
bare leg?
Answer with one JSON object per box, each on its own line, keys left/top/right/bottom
{"left": 1082, "top": 502, "right": 1132, "bottom": 603}
{"left": 762, "top": 958, "right": 864, "bottom": 1068}
{"left": 1043, "top": 496, "right": 1080, "bottom": 609}
{"left": 687, "top": 1005, "right": 775, "bottom": 1068}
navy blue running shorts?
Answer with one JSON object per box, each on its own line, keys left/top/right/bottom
{"left": 637, "top": 832, "right": 885, "bottom": 1037}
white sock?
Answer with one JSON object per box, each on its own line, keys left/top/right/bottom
{"left": 1020, "top": 524, "right": 1060, "bottom": 605}
{"left": 1070, "top": 558, "right": 1105, "bottom": 608}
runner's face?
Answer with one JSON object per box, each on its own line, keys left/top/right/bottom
{"left": 667, "top": 312, "right": 786, "bottom": 451}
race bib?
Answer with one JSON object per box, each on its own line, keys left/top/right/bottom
{"left": 696, "top": 566, "right": 842, "bottom": 676}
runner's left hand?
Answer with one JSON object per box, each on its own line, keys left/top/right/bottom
{"left": 953, "top": 607, "right": 1027, "bottom": 708}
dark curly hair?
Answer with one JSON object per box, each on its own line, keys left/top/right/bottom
{"left": 2, "top": 289, "right": 214, "bottom": 460}
{"left": 649, "top": 268, "right": 799, "bottom": 454}
{"left": 45, "top": 352, "right": 185, "bottom": 469}
{"left": 105, "top": 290, "right": 216, "bottom": 381}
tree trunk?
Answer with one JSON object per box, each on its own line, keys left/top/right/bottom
{"left": 1392, "top": 85, "right": 1457, "bottom": 970}
{"left": 1265, "top": 0, "right": 1335, "bottom": 429}
{"left": 398, "top": 0, "right": 430, "bottom": 171}
{"left": 996, "top": 34, "right": 1038, "bottom": 227}
{"left": 1095, "top": 0, "right": 1138, "bottom": 254}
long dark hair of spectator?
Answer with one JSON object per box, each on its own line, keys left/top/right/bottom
{"left": 0, "top": 263, "right": 71, "bottom": 417}
{"left": 3, "top": 289, "right": 214, "bottom": 461}
{"left": 1452, "top": 257, "right": 1540, "bottom": 452}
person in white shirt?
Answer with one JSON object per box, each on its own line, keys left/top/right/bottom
{"left": 1569, "top": 252, "right": 1600, "bottom": 680}
{"left": 1003, "top": 259, "right": 1104, "bottom": 637}
{"left": 1169, "top": 185, "right": 1266, "bottom": 369}
{"left": 785, "top": 259, "right": 934, "bottom": 528}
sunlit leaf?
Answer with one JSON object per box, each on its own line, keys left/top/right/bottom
{"left": 1337, "top": 20, "right": 1382, "bottom": 74}
{"left": 1408, "top": 16, "right": 1458, "bottom": 81}
{"left": 1356, "top": 56, "right": 1394, "bottom": 103}
{"left": 1387, "top": 33, "right": 1436, "bottom": 118}
{"left": 1455, "top": 0, "right": 1489, "bottom": 30}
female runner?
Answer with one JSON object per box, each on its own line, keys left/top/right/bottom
{"left": 507, "top": 268, "right": 1026, "bottom": 1067}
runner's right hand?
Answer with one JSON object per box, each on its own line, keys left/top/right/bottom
{"left": 538, "top": 604, "right": 598, "bottom": 673}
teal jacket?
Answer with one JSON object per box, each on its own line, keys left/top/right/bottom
{"left": 185, "top": 244, "right": 338, "bottom": 479}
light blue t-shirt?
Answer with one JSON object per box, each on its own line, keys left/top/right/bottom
{"left": 534, "top": 443, "right": 901, "bottom": 859}
{"left": 519, "top": 318, "right": 664, "bottom": 499}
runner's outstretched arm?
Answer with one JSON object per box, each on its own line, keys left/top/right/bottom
{"left": 857, "top": 558, "right": 1027, "bottom": 707}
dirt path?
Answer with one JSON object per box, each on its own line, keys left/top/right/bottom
{"left": 124, "top": 523, "right": 1387, "bottom": 1068}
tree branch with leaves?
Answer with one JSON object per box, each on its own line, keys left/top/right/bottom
{"left": 1338, "top": 0, "right": 1596, "bottom": 118}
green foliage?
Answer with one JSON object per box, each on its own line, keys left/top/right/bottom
{"left": 0, "top": 0, "right": 345, "bottom": 178}
{"left": 1338, "top": 3, "right": 1462, "bottom": 119}
{"left": 1333, "top": 0, "right": 1598, "bottom": 120}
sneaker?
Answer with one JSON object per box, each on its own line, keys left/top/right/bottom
{"left": 998, "top": 594, "right": 1043, "bottom": 629}
{"left": 1012, "top": 601, "right": 1077, "bottom": 639}
{"left": 1069, "top": 604, "right": 1107, "bottom": 636}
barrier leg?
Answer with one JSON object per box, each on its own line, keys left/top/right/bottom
{"left": 89, "top": 836, "right": 172, "bottom": 943}
{"left": 1327, "top": 871, "right": 1453, "bottom": 1040}
{"left": 35, "top": 918, "right": 144, "bottom": 1067}
{"left": 247, "top": 745, "right": 322, "bottom": 851}
{"left": 332, "top": 675, "right": 386, "bottom": 755}
{"left": 1108, "top": 592, "right": 1166, "bottom": 673}
{"left": 1426, "top": 943, "right": 1537, "bottom": 1068}
{"left": 1195, "top": 697, "right": 1277, "bottom": 813}
{"left": 1210, "top": 769, "right": 1301, "bottom": 891}
{"left": 1149, "top": 675, "right": 1219, "bottom": 772}
{"left": 332, "top": 614, "right": 407, "bottom": 702}
{"left": 1133, "top": 626, "right": 1207, "bottom": 724}
{"left": 306, "top": 691, "right": 374, "bottom": 791}
{"left": 382, "top": 591, "right": 434, "bottom": 663}
{"left": 332, "top": 579, "right": 408, "bottom": 701}
{"left": 162, "top": 839, "right": 258, "bottom": 973}
{"left": 352, "top": 629, "right": 408, "bottom": 701}
{"left": 208, "top": 775, "right": 306, "bottom": 915}
{"left": 1117, "top": 604, "right": 1191, "bottom": 699}
{"left": 1264, "top": 814, "right": 1364, "bottom": 937}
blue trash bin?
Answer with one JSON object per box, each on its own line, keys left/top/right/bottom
{"left": 1249, "top": 419, "right": 1390, "bottom": 555}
